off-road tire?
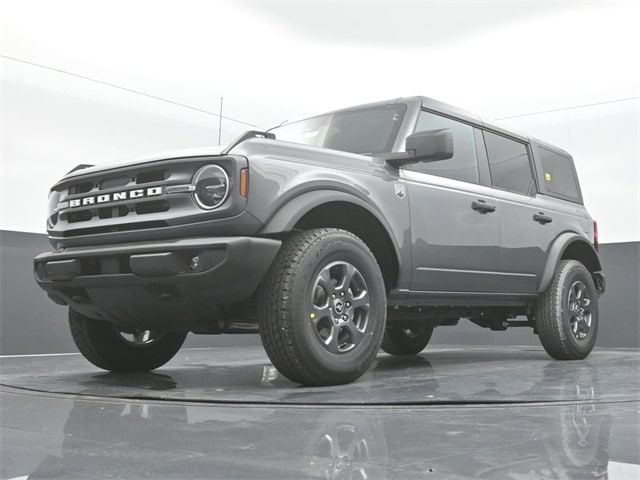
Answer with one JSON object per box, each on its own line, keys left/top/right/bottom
{"left": 257, "top": 228, "right": 387, "bottom": 386}
{"left": 381, "top": 325, "right": 434, "bottom": 356}
{"left": 535, "top": 260, "right": 598, "bottom": 360}
{"left": 69, "top": 308, "right": 187, "bottom": 372}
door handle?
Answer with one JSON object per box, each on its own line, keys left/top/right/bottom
{"left": 533, "top": 212, "right": 553, "bottom": 224}
{"left": 471, "top": 200, "right": 496, "bottom": 214}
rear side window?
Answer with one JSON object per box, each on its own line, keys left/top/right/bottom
{"left": 405, "top": 110, "right": 479, "bottom": 184}
{"left": 484, "top": 131, "right": 535, "bottom": 195}
{"left": 538, "top": 147, "right": 582, "bottom": 203}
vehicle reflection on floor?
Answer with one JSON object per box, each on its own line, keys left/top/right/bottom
{"left": 2, "top": 346, "right": 637, "bottom": 405}
{"left": 19, "top": 363, "right": 617, "bottom": 479}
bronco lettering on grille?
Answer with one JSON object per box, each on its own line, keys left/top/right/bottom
{"left": 69, "top": 187, "right": 162, "bottom": 208}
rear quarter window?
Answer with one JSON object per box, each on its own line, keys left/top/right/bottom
{"left": 536, "top": 146, "right": 583, "bottom": 203}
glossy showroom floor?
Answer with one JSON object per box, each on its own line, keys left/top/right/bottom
{"left": 1, "top": 345, "right": 639, "bottom": 479}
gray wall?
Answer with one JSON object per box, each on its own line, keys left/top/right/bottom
{"left": 1, "top": 229, "right": 638, "bottom": 355}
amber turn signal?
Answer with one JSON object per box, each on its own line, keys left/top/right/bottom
{"left": 239, "top": 168, "right": 248, "bottom": 198}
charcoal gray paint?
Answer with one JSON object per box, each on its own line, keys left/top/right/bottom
{"left": 1, "top": 229, "right": 638, "bottom": 355}
{"left": 33, "top": 97, "right": 602, "bottom": 334}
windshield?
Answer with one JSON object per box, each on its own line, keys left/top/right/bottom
{"left": 270, "top": 104, "right": 407, "bottom": 154}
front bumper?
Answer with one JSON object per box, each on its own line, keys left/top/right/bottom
{"left": 34, "top": 236, "right": 281, "bottom": 330}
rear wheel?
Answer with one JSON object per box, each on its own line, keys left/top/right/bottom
{"left": 535, "top": 260, "right": 598, "bottom": 360}
{"left": 69, "top": 308, "right": 187, "bottom": 372}
{"left": 257, "top": 228, "right": 387, "bottom": 386}
{"left": 381, "top": 325, "right": 434, "bottom": 356}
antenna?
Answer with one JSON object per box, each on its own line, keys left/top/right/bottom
{"left": 218, "top": 96, "right": 224, "bottom": 145}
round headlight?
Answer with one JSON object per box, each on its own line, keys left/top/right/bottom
{"left": 48, "top": 190, "right": 61, "bottom": 213}
{"left": 47, "top": 190, "right": 61, "bottom": 227}
{"left": 192, "top": 165, "right": 230, "bottom": 210}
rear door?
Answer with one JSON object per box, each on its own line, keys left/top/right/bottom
{"left": 403, "top": 110, "right": 503, "bottom": 293}
{"left": 481, "top": 131, "right": 556, "bottom": 293}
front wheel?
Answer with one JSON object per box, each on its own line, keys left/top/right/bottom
{"left": 535, "top": 260, "right": 599, "bottom": 360}
{"left": 69, "top": 309, "right": 187, "bottom": 372}
{"left": 381, "top": 325, "right": 434, "bottom": 356}
{"left": 257, "top": 228, "right": 387, "bottom": 386}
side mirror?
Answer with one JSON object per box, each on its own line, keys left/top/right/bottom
{"left": 385, "top": 129, "right": 454, "bottom": 167}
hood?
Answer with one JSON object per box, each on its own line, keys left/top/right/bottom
{"left": 64, "top": 145, "right": 226, "bottom": 178}
{"left": 228, "top": 137, "right": 386, "bottom": 173}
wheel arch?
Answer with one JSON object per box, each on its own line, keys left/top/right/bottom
{"left": 259, "top": 190, "right": 401, "bottom": 290}
{"left": 538, "top": 233, "right": 602, "bottom": 293}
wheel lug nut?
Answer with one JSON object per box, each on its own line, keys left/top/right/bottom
{"left": 340, "top": 292, "right": 345, "bottom": 297}
{"left": 346, "top": 302, "right": 351, "bottom": 308}
{"left": 342, "top": 314, "right": 348, "bottom": 320}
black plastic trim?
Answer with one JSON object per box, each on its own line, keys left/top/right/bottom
{"left": 34, "top": 236, "right": 282, "bottom": 328}
{"left": 221, "top": 131, "right": 275, "bottom": 155}
{"left": 537, "top": 233, "right": 602, "bottom": 293}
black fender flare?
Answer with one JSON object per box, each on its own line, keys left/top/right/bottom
{"left": 538, "top": 233, "right": 602, "bottom": 293}
{"left": 258, "top": 189, "right": 402, "bottom": 266}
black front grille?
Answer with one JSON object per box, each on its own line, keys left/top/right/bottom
{"left": 100, "top": 176, "right": 130, "bottom": 190}
{"left": 61, "top": 167, "right": 179, "bottom": 227}
{"left": 51, "top": 156, "right": 230, "bottom": 242}
{"left": 136, "top": 170, "right": 166, "bottom": 184}
{"left": 67, "top": 210, "right": 93, "bottom": 223}
{"left": 69, "top": 182, "right": 93, "bottom": 195}
{"left": 134, "top": 200, "right": 170, "bottom": 215}
{"left": 97, "top": 205, "right": 130, "bottom": 219}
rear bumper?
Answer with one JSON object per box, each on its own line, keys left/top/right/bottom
{"left": 34, "top": 236, "right": 281, "bottom": 329}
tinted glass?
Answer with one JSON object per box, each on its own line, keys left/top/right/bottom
{"left": 406, "top": 111, "right": 479, "bottom": 184}
{"left": 271, "top": 115, "right": 328, "bottom": 148}
{"left": 271, "top": 104, "right": 406, "bottom": 154}
{"left": 484, "top": 132, "right": 535, "bottom": 195}
{"left": 539, "top": 147, "right": 581, "bottom": 201}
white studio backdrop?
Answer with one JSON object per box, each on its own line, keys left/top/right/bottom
{"left": 1, "top": 0, "right": 639, "bottom": 242}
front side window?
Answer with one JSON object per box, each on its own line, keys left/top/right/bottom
{"left": 538, "top": 147, "right": 582, "bottom": 202}
{"left": 270, "top": 104, "right": 406, "bottom": 155}
{"left": 484, "top": 131, "right": 535, "bottom": 195}
{"left": 405, "top": 110, "right": 480, "bottom": 184}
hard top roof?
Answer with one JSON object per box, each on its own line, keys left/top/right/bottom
{"left": 276, "top": 96, "right": 572, "bottom": 158}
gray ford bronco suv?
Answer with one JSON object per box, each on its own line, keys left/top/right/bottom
{"left": 34, "top": 96, "right": 605, "bottom": 386}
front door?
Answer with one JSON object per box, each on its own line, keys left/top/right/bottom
{"left": 404, "top": 111, "right": 502, "bottom": 293}
{"left": 405, "top": 171, "right": 503, "bottom": 293}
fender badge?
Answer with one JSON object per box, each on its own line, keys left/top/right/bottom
{"left": 394, "top": 183, "right": 406, "bottom": 199}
